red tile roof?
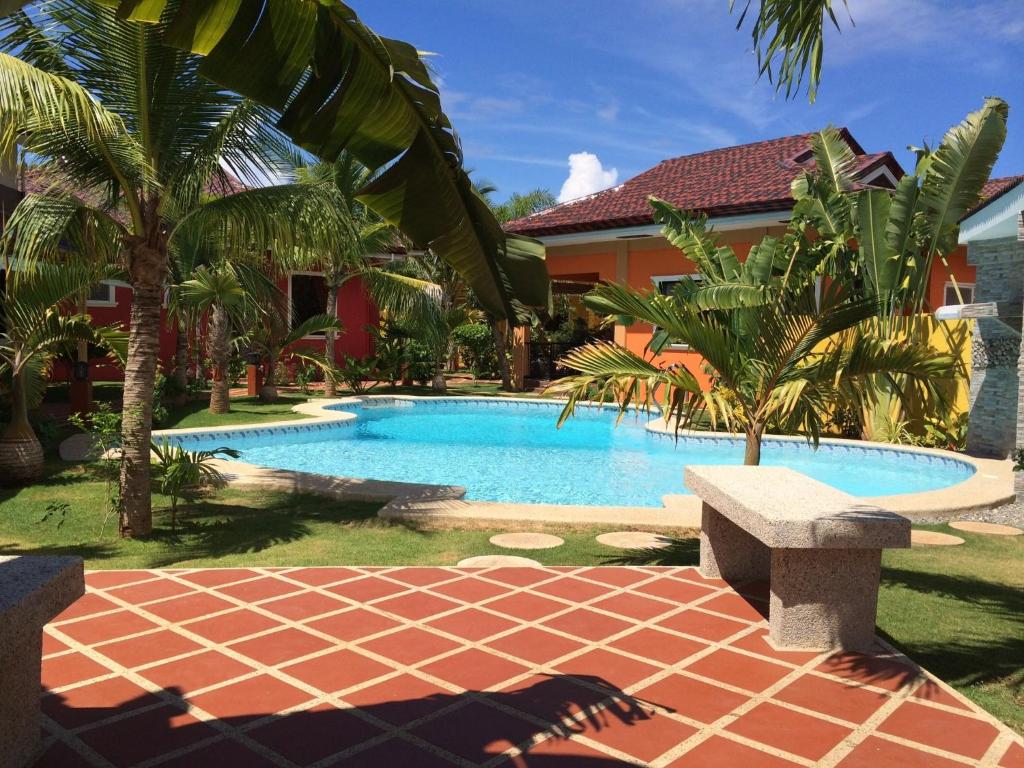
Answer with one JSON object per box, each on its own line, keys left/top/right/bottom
{"left": 505, "top": 129, "right": 902, "bottom": 237}
{"left": 966, "top": 175, "right": 1024, "bottom": 218}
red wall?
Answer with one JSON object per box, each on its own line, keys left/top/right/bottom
{"left": 51, "top": 275, "right": 379, "bottom": 384}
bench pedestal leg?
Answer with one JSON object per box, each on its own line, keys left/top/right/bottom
{"left": 699, "top": 503, "right": 771, "bottom": 581}
{"left": 769, "top": 548, "right": 882, "bottom": 651}
{"left": 0, "top": 633, "right": 43, "bottom": 768}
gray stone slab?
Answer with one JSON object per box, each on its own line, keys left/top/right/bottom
{"left": 0, "top": 556, "right": 83, "bottom": 768}
{"left": 684, "top": 466, "right": 910, "bottom": 549}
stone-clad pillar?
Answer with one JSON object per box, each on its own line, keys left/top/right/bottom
{"left": 965, "top": 237, "right": 1024, "bottom": 459}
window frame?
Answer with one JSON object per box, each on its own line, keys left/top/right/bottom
{"left": 943, "top": 281, "right": 975, "bottom": 306}
{"left": 651, "top": 273, "right": 702, "bottom": 351}
{"left": 86, "top": 281, "right": 117, "bottom": 308}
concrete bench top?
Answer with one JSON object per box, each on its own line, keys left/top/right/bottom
{"left": 0, "top": 556, "right": 84, "bottom": 653}
{"left": 684, "top": 466, "right": 910, "bottom": 550}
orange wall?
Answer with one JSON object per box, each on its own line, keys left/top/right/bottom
{"left": 546, "top": 233, "right": 771, "bottom": 388}
{"left": 927, "top": 245, "right": 975, "bottom": 309}
{"left": 546, "top": 232, "right": 973, "bottom": 390}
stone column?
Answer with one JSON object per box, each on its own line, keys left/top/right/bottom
{"left": 769, "top": 548, "right": 882, "bottom": 651}
{"left": 965, "top": 238, "right": 1024, "bottom": 459}
{"left": 699, "top": 503, "right": 770, "bottom": 581}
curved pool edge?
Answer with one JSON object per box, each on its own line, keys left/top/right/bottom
{"left": 153, "top": 395, "right": 1015, "bottom": 523}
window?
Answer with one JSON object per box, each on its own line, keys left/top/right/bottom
{"left": 86, "top": 282, "right": 116, "bottom": 306}
{"left": 289, "top": 273, "right": 328, "bottom": 335}
{"left": 651, "top": 274, "right": 702, "bottom": 350}
{"left": 944, "top": 282, "right": 975, "bottom": 306}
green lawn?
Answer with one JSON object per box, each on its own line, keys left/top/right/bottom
{"left": 1, "top": 465, "right": 1019, "bottom": 732}
{"left": 161, "top": 394, "right": 313, "bottom": 430}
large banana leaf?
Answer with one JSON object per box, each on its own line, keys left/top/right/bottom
{"left": 74, "top": 0, "right": 549, "bottom": 322}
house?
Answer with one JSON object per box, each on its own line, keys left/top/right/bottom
{"left": 9, "top": 169, "right": 380, "bottom": 390}
{"left": 505, "top": 130, "right": 995, "bottom": 389}
{"left": 955, "top": 174, "right": 1024, "bottom": 460}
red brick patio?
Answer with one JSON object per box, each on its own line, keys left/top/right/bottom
{"left": 35, "top": 566, "right": 1022, "bottom": 767}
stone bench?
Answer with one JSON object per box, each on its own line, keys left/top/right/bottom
{"left": 684, "top": 466, "right": 910, "bottom": 651}
{"left": 1, "top": 556, "right": 84, "bottom": 768}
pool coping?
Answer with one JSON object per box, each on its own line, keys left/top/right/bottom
{"left": 150, "top": 395, "right": 1015, "bottom": 526}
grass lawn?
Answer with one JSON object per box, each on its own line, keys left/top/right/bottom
{"left": 1, "top": 465, "right": 1019, "bottom": 732}
{"left": 161, "top": 393, "right": 313, "bottom": 430}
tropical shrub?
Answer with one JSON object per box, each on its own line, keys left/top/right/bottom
{"left": 337, "top": 355, "right": 380, "bottom": 395}
{"left": 452, "top": 323, "right": 500, "bottom": 378}
{"left": 548, "top": 196, "right": 953, "bottom": 465}
{"left": 151, "top": 440, "right": 240, "bottom": 528}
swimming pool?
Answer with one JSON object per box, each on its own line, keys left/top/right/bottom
{"left": 170, "top": 398, "right": 976, "bottom": 508}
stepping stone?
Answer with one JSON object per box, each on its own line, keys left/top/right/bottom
{"left": 596, "top": 531, "right": 672, "bottom": 550}
{"left": 949, "top": 521, "right": 1022, "bottom": 536}
{"left": 489, "top": 533, "right": 564, "bottom": 550}
{"left": 911, "top": 530, "right": 965, "bottom": 547}
{"left": 457, "top": 555, "right": 541, "bottom": 567}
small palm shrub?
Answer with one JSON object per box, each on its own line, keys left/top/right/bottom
{"left": 151, "top": 440, "right": 240, "bottom": 528}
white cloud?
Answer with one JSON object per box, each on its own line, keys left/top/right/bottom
{"left": 558, "top": 152, "right": 618, "bottom": 203}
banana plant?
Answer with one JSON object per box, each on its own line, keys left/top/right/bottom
{"left": 791, "top": 99, "right": 1008, "bottom": 437}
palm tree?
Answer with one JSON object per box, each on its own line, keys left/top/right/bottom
{"left": 492, "top": 189, "right": 557, "bottom": 225}
{"left": 730, "top": 0, "right": 854, "bottom": 102}
{"left": 246, "top": 309, "right": 342, "bottom": 403}
{"left": 0, "top": 262, "right": 126, "bottom": 483}
{"left": 294, "top": 154, "right": 397, "bottom": 397}
{"left": 177, "top": 262, "right": 277, "bottom": 414}
{"left": 548, "top": 199, "right": 951, "bottom": 464}
{"left": 0, "top": 0, "right": 549, "bottom": 322}
{"left": 0, "top": 3, "right": 343, "bottom": 536}
{"left": 489, "top": 188, "right": 557, "bottom": 390}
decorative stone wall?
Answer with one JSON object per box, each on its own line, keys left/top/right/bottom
{"left": 965, "top": 237, "right": 1024, "bottom": 459}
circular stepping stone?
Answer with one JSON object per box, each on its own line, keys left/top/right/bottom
{"left": 457, "top": 555, "right": 542, "bottom": 567}
{"left": 596, "top": 531, "right": 672, "bottom": 550}
{"left": 911, "top": 530, "right": 965, "bottom": 547}
{"left": 949, "top": 521, "right": 1022, "bottom": 536}
{"left": 489, "top": 533, "right": 564, "bottom": 550}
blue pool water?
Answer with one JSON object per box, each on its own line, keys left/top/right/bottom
{"left": 175, "top": 399, "right": 975, "bottom": 507}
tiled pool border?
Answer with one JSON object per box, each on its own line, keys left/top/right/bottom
{"left": 152, "top": 395, "right": 1014, "bottom": 523}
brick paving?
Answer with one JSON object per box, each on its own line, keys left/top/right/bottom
{"left": 35, "top": 566, "right": 1022, "bottom": 767}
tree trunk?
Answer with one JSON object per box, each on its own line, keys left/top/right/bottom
{"left": 491, "top": 318, "right": 513, "bottom": 392}
{"left": 171, "top": 320, "right": 188, "bottom": 396}
{"left": 324, "top": 282, "right": 338, "bottom": 397}
{"left": 207, "top": 304, "right": 231, "bottom": 414}
{"left": 431, "top": 360, "right": 447, "bottom": 392}
{"left": 260, "top": 360, "right": 279, "bottom": 403}
{"left": 118, "top": 240, "right": 165, "bottom": 539}
{"left": 0, "top": 367, "right": 43, "bottom": 485}
{"left": 744, "top": 423, "right": 763, "bottom": 466}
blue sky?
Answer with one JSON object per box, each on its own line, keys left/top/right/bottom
{"left": 360, "top": 0, "right": 1023, "bottom": 202}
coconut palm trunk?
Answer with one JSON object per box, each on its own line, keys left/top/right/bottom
{"left": 431, "top": 360, "right": 447, "bottom": 392}
{"left": 119, "top": 252, "right": 164, "bottom": 537}
{"left": 744, "top": 423, "right": 764, "bottom": 466}
{"left": 0, "top": 367, "right": 43, "bottom": 485}
{"left": 324, "top": 280, "right": 339, "bottom": 397}
{"left": 490, "top": 318, "right": 513, "bottom": 391}
{"left": 172, "top": 321, "right": 189, "bottom": 394}
{"left": 207, "top": 304, "right": 231, "bottom": 414}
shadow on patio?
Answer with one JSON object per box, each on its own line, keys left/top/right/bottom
{"left": 38, "top": 674, "right": 670, "bottom": 767}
